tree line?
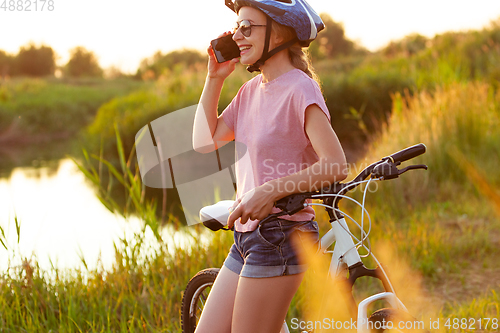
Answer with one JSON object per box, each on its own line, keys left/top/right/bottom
{"left": 0, "top": 14, "right": 363, "bottom": 80}
{"left": 0, "top": 44, "right": 106, "bottom": 79}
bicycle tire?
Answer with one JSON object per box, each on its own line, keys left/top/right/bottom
{"left": 368, "top": 308, "right": 428, "bottom": 333}
{"left": 181, "top": 268, "right": 220, "bottom": 333}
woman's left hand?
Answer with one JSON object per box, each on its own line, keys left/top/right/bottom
{"left": 227, "top": 184, "right": 276, "bottom": 229}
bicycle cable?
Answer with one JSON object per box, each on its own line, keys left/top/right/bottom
{"left": 309, "top": 178, "right": 398, "bottom": 296}
{"left": 309, "top": 179, "right": 376, "bottom": 254}
{"left": 360, "top": 177, "right": 374, "bottom": 256}
{"left": 310, "top": 201, "right": 371, "bottom": 255}
{"left": 357, "top": 177, "right": 398, "bottom": 296}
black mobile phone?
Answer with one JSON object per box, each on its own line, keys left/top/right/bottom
{"left": 210, "top": 33, "right": 241, "bottom": 63}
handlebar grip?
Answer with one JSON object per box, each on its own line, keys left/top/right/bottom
{"left": 388, "top": 143, "right": 426, "bottom": 164}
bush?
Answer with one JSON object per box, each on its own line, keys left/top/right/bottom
{"left": 0, "top": 50, "right": 15, "bottom": 77}
{"left": 135, "top": 49, "right": 206, "bottom": 80}
{"left": 15, "top": 43, "right": 56, "bottom": 77}
{"left": 64, "top": 46, "right": 103, "bottom": 78}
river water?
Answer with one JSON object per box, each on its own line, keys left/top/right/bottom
{"left": 0, "top": 158, "right": 208, "bottom": 273}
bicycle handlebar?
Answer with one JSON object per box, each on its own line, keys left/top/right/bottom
{"left": 386, "top": 143, "right": 426, "bottom": 164}
{"left": 272, "top": 143, "right": 428, "bottom": 220}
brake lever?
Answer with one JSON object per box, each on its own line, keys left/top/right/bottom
{"left": 275, "top": 193, "right": 309, "bottom": 215}
{"left": 398, "top": 164, "right": 428, "bottom": 176}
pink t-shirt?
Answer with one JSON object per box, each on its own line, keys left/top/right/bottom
{"left": 221, "top": 68, "right": 331, "bottom": 232}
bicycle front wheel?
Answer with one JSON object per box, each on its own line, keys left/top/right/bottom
{"left": 181, "top": 268, "right": 219, "bottom": 333}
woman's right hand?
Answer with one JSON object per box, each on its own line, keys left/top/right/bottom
{"left": 207, "top": 31, "right": 240, "bottom": 80}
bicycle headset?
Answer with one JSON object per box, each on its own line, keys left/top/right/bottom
{"left": 225, "top": 0, "right": 325, "bottom": 73}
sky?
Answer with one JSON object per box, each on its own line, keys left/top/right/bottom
{"left": 1, "top": 0, "right": 500, "bottom": 74}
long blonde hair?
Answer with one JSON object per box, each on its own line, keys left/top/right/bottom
{"left": 271, "top": 20, "right": 321, "bottom": 86}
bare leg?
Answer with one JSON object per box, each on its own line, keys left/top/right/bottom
{"left": 194, "top": 265, "right": 240, "bottom": 333}
{"left": 232, "top": 273, "right": 305, "bottom": 333}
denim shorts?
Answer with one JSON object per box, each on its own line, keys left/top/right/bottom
{"left": 223, "top": 217, "right": 320, "bottom": 278}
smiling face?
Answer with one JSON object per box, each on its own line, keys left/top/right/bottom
{"left": 233, "top": 6, "right": 279, "bottom": 65}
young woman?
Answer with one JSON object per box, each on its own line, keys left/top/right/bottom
{"left": 192, "top": 1, "right": 347, "bottom": 332}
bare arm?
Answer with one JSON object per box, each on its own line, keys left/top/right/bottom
{"left": 228, "top": 104, "right": 347, "bottom": 227}
{"left": 193, "top": 32, "right": 238, "bottom": 154}
{"left": 264, "top": 104, "right": 347, "bottom": 200}
{"left": 192, "top": 77, "right": 235, "bottom": 153}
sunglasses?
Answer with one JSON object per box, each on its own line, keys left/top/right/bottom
{"left": 233, "top": 19, "right": 267, "bottom": 37}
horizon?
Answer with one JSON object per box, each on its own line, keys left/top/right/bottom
{"left": 1, "top": 0, "right": 500, "bottom": 74}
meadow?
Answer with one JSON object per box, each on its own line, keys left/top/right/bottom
{"left": 1, "top": 20, "right": 500, "bottom": 332}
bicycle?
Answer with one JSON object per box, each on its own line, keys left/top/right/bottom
{"left": 181, "top": 143, "right": 428, "bottom": 333}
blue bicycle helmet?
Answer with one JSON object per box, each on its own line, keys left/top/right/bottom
{"left": 225, "top": 0, "right": 324, "bottom": 72}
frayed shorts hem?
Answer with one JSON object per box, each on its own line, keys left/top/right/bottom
{"left": 223, "top": 252, "right": 308, "bottom": 278}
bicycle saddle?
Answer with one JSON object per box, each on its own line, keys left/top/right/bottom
{"left": 199, "top": 200, "right": 235, "bottom": 231}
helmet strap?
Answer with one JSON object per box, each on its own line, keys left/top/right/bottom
{"left": 247, "top": 15, "right": 272, "bottom": 73}
{"left": 246, "top": 16, "right": 299, "bottom": 73}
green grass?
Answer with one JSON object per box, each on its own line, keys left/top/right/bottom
{"left": 444, "top": 290, "right": 500, "bottom": 321}
{"left": 0, "top": 225, "right": 233, "bottom": 332}
{"left": 0, "top": 76, "right": 148, "bottom": 138}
